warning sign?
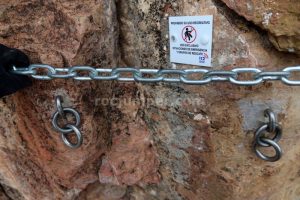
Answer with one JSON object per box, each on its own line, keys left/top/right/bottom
{"left": 169, "top": 16, "right": 213, "bottom": 67}
{"left": 182, "top": 26, "right": 197, "bottom": 43}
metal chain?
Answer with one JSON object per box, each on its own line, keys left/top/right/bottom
{"left": 51, "top": 96, "right": 83, "bottom": 149}
{"left": 253, "top": 109, "right": 283, "bottom": 162}
{"left": 12, "top": 64, "right": 300, "bottom": 86}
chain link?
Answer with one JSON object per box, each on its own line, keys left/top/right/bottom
{"left": 12, "top": 64, "right": 300, "bottom": 86}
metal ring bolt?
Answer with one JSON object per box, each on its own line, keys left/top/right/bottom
{"left": 264, "top": 109, "right": 276, "bottom": 133}
{"left": 254, "top": 123, "right": 282, "bottom": 147}
{"left": 51, "top": 96, "right": 83, "bottom": 149}
{"left": 61, "top": 125, "right": 83, "bottom": 149}
{"left": 253, "top": 109, "right": 283, "bottom": 162}
{"left": 56, "top": 96, "right": 65, "bottom": 118}
{"left": 52, "top": 108, "right": 81, "bottom": 133}
{"left": 254, "top": 138, "right": 282, "bottom": 162}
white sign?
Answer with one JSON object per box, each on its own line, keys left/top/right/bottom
{"left": 169, "top": 16, "right": 213, "bottom": 67}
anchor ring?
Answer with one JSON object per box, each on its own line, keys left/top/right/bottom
{"left": 61, "top": 124, "right": 83, "bottom": 149}
{"left": 253, "top": 138, "right": 282, "bottom": 162}
{"left": 254, "top": 123, "right": 282, "bottom": 147}
{"left": 52, "top": 108, "right": 81, "bottom": 133}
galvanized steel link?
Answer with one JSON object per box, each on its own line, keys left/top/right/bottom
{"left": 12, "top": 64, "right": 300, "bottom": 86}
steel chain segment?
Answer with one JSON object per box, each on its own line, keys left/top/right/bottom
{"left": 229, "top": 68, "right": 262, "bottom": 86}
{"left": 134, "top": 69, "right": 163, "bottom": 82}
{"left": 12, "top": 64, "right": 300, "bottom": 85}
{"left": 282, "top": 66, "right": 300, "bottom": 85}
{"left": 180, "top": 69, "right": 211, "bottom": 84}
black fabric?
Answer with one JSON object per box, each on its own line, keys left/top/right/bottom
{"left": 0, "top": 44, "right": 32, "bottom": 98}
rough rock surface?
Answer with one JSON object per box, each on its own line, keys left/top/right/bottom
{"left": 0, "top": 0, "right": 300, "bottom": 200}
{"left": 220, "top": 0, "right": 300, "bottom": 54}
{"left": 0, "top": 0, "right": 118, "bottom": 199}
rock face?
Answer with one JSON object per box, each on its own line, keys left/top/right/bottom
{"left": 0, "top": 0, "right": 300, "bottom": 200}
{"left": 220, "top": 0, "right": 300, "bottom": 54}
{"left": 0, "top": 0, "right": 118, "bottom": 199}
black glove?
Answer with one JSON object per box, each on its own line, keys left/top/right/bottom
{"left": 0, "top": 44, "right": 32, "bottom": 98}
